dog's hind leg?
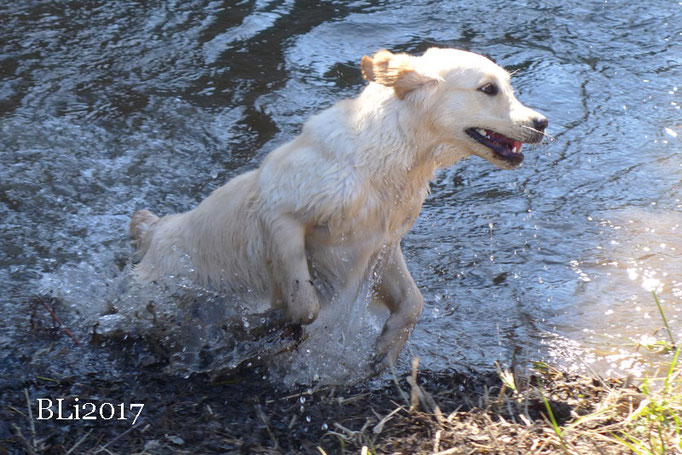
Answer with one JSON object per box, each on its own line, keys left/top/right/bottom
{"left": 371, "top": 245, "right": 425, "bottom": 371}
{"left": 261, "top": 213, "right": 320, "bottom": 325}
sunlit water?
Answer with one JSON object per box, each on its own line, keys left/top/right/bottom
{"left": 1, "top": 0, "right": 680, "bottom": 383}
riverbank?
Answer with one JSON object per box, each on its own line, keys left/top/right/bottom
{"left": 2, "top": 349, "right": 680, "bottom": 455}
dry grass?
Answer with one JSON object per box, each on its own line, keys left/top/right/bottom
{"left": 328, "top": 353, "right": 682, "bottom": 455}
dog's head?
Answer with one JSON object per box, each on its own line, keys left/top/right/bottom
{"left": 361, "top": 48, "right": 548, "bottom": 170}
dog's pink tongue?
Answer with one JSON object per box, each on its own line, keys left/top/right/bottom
{"left": 487, "top": 130, "right": 523, "bottom": 152}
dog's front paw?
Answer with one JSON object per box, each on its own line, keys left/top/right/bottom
{"left": 368, "top": 351, "right": 392, "bottom": 376}
{"left": 286, "top": 279, "right": 320, "bottom": 324}
{"left": 372, "top": 327, "right": 411, "bottom": 373}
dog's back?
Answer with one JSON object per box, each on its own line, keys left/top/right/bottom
{"left": 130, "top": 171, "right": 269, "bottom": 294}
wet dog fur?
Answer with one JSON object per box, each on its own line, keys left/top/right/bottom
{"left": 129, "top": 48, "right": 547, "bottom": 371}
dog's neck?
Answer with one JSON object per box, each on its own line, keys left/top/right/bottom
{"left": 298, "top": 83, "right": 470, "bottom": 233}
{"left": 349, "top": 84, "right": 466, "bottom": 190}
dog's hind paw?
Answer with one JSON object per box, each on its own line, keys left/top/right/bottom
{"left": 129, "top": 209, "right": 159, "bottom": 244}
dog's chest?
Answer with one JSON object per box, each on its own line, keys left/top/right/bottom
{"left": 304, "top": 184, "right": 426, "bottom": 289}
{"left": 304, "top": 225, "right": 383, "bottom": 299}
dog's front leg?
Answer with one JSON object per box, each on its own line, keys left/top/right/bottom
{"left": 261, "top": 213, "right": 319, "bottom": 324}
{"left": 372, "top": 245, "right": 425, "bottom": 371}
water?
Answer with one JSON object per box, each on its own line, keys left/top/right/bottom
{"left": 1, "top": 0, "right": 680, "bottom": 383}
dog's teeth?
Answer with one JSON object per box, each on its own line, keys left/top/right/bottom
{"left": 476, "top": 128, "right": 486, "bottom": 136}
{"left": 512, "top": 146, "right": 517, "bottom": 154}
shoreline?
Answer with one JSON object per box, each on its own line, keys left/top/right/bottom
{"left": 3, "top": 354, "right": 679, "bottom": 455}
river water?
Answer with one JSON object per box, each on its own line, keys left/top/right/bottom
{"left": 1, "top": 0, "right": 680, "bottom": 383}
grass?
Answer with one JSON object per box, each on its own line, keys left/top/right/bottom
{"left": 633, "top": 292, "right": 677, "bottom": 355}
{"left": 543, "top": 292, "right": 681, "bottom": 455}
{"left": 607, "top": 343, "right": 682, "bottom": 454}
{"left": 324, "top": 347, "right": 681, "bottom": 454}
{"left": 538, "top": 379, "right": 572, "bottom": 454}
{"left": 322, "top": 291, "right": 682, "bottom": 454}
{"left": 561, "top": 343, "right": 681, "bottom": 455}
{"left": 653, "top": 291, "right": 676, "bottom": 349}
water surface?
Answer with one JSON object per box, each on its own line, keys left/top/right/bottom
{"left": 1, "top": 0, "right": 680, "bottom": 382}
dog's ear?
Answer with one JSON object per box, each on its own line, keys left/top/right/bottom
{"left": 361, "top": 50, "right": 439, "bottom": 100}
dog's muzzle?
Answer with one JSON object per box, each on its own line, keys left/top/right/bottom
{"left": 466, "top": 128, "right": 525, "bottom": 166}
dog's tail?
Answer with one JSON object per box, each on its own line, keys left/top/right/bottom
{"left": 129, "top": 209, "right": 159, "bottom": 250}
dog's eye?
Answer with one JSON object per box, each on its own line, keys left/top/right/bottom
{"left": 478, "top": 83, "right": 498, "bottom": 96}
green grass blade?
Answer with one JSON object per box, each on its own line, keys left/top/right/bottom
{"left": 537, "top": 380, "right": 572, "bottom": 454}
{"left": 653, "top": 291, "right": 676, "bottom": 347}
{"left": 665, "top": 343, "right": 682, "bottom": 394}
{"left": 611, "top": 432, "right": 644, "bottom": 454}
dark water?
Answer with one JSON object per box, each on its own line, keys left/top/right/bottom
{"left": 1, "top": 0, "right": 680, "bottom": 382}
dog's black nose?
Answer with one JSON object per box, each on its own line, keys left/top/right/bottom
{"left": 533, "top": 116, "right": 548, "bottom": 132}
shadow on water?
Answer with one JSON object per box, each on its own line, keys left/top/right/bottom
{"left": 1, "top": 0, "right": 680, "bottom": 391}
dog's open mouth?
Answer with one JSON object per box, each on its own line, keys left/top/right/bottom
{"left": 466, "top": 128, "right": 524, "bottom": 165}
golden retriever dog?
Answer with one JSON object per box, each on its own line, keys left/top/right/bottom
{"left": 129, "top": 47, "right": 548, "bottom": 371}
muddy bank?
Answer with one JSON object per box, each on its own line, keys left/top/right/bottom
{"left": 4, "top": 296, "right": 680, "bottom": 454}
{"left": 1, "top": 330, "right": 643, "bottom": 455}
{"left": 3, "top": 357, "right": 483, "bottom": 454}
